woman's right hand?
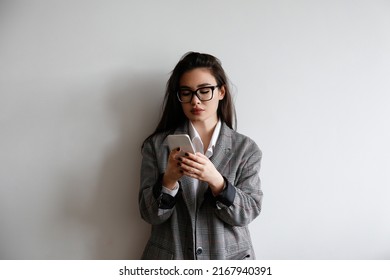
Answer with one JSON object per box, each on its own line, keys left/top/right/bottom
{"left": 162, "top": 148, "right": 183, "bottom": 189}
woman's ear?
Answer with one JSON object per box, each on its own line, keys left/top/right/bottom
{"left": 218, "top": 85, "right": 226, "bottom": 100}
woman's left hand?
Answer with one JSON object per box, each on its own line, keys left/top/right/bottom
{"left": 179, "top": 152, "right": 225, "bottom": 196}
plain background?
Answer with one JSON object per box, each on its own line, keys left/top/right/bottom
{"left": 1, "top": 0, "right": 389, "bottom": 259}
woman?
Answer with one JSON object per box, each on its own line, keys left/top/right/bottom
{"left": 139, "top": 52, "right": 263, "bottom": 260}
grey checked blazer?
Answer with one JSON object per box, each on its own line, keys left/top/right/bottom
{"left": 139, "top": 121, "right": 263, "bottom": 260}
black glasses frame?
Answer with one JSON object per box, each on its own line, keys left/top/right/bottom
{"left": 177, "top": 85, "right": 219, "bottom": 103}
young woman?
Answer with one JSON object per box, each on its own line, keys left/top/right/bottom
{"left": 139, "top": 52, "right": 263, "bottom": 260}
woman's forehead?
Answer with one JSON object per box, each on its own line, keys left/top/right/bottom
{"left": 179, "top": 68, "right": 216, "bottom": 86}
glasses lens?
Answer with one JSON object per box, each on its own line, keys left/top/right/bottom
{"left": 197, "top": 87, "right": 213, "bottom": 101}
{"left": 178, "top": 90, "right": 192, "bottom": 103}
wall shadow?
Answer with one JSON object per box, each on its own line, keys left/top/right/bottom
{"left": 92, "top": 70, "right": 165, "bottom": 259}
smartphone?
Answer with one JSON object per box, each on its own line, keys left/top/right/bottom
{"left": 167, "top": 134, "right": 195, "bottom": 157}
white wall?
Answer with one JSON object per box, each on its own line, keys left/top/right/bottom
{"left": 1, "top": 0, "right": 389, "bottom": 259}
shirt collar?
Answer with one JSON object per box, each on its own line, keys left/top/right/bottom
{"left": 189, "top": 120, "right": 222, "bottom": 158}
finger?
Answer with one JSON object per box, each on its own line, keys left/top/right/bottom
{"left": 170, "top": 147, "right": 182, "bottom": 160}
{"left": 195, "top": 152, "right": 207, "bottom": 158}
{"left": 183, "top": 152, "right": 196, "bottom": 160}
{"left": 182, "top": 168, "right": 199, "bottom": 178}
{"left": 180, "top": 157, "right": 204, "bottom": 171}
{"left": 193, "top": 152, "right": 211, "bottom": 163}
{"left": 180, "top": 162, "right": 199, "bottom": 174}
{"left": 183, "top": 152, "right": 207, "bottom": 164}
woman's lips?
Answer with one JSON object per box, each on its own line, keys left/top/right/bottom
{"left": 191, "top": 108, "right": 204, "bottom": 114}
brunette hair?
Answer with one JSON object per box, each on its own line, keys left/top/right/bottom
{"left": 143, "top": 51, "right": 236, "bottom": 145}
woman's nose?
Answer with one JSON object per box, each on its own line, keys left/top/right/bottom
{"left": 191, "top": 94, "right": 201, "bottom": 104}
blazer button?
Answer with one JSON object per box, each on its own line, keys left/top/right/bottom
{"left": 196, "top": 247, "right": 203, "bottom": 255}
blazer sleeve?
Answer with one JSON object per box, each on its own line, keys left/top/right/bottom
{"left": 138, "top": 138, "right": 176, "bottom": 225}
{"left": 213, "top": 142, "right": 263, "bottom": 227}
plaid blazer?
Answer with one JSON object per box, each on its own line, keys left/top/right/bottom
{"left": 139, "top": 121, "right": 263, "bottom": 260}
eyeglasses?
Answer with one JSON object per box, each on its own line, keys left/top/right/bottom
{"left": 177, "top": 85, "right": 219, "bottom": 103}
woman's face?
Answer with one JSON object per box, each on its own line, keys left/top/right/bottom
{"left": 179, "top": 67, "right": 225, "bottom": 125}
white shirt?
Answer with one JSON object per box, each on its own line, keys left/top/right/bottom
{"left": 162, "top": 120, "right": 222, "bottom": 197}
{"left": 189, "top": 120, "right": 221, "bottom": 158}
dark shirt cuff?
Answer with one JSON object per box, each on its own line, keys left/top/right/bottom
{"left": 204, "top": 177, "right": 236, "bottom": 207}
{"left": 215, "top": 177, "right": 236, "bottom": 207}
{"left": 152, "top": 173, "right": 181, "bottom": 209}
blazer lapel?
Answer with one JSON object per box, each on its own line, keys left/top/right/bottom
{"left": 209, "top": 122, "right": 234, "bottom": 173}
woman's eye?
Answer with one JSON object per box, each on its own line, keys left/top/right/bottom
{"left": 199, "top": 88, "right": 211, "bottom": 94}
{"left": 180, "top": 91, "right": 191, "bottom": 96}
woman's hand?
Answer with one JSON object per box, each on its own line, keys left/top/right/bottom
{"left": 162, "top": 148, "right": 183, "bottom": 189}
{"left": 179, "top": 152, "right": 225, "bottom": 196}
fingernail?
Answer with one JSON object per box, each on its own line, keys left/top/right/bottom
{"left": 176, "top": 147, "right": 180, "bottom": 151}
{"left": 178, "top": 157, "right": 183, "bottom": 161}
{"left": 180, "top": 170, "right": 184, "bottom": 173}
{"left": 185, "top": 153, "right": 189, "bottom": 156}
{"left": 177, "top": 163, "right": 181, "bottom": 166}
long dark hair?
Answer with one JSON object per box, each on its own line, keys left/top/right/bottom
{"left": 143, "top": 51, "right": 236, "bottom": 145}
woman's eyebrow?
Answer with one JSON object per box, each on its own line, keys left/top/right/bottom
{"left": 179, "top": 83, "right": 212, "bottom": 89}
{"left": 197, "top": 83, "right": 212, "bottom": 87}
